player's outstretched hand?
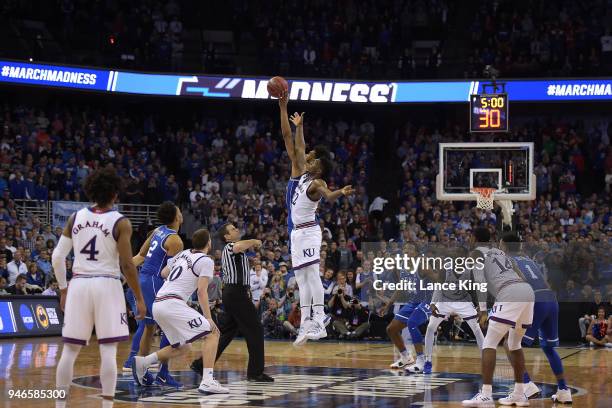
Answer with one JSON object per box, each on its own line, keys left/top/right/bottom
{"left": 289, "top": 112, "right": 305, "bottom": 127}
{"left": 341, "top": 185, "right": 355, "bottom": 196}
{"left": 278, "top": 91, "right": 288, "bottom": 108}
{"left": 135, "top": 296, "right": 147, "bottom": 320}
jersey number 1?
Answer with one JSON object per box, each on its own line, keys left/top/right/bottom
{"left": 80, "top": 236, "right": 99, "bottom": 261}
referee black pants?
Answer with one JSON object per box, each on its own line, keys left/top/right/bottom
{"left": 216, "top": 285, "right": 265, "bottom": 376}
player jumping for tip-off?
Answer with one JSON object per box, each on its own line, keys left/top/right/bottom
{"left": 278, "top": 92, "right": 355, "bottom": 345}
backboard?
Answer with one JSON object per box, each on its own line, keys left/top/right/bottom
{"left": 436, "top": 142, "right": 535, "bottom": 201}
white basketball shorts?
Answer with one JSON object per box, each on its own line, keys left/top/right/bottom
{"left": 290, "top": 225, "right": 321, "bottom": 271}
{"left": 291, "top": 225, "right": 323, "bottom": 270}
{"left": 152, "top": 297, "right": 211, "bottom": 347}
{"left": 490, "top": 283, "right": 535, "bottom": 329}
{"left": 434, "top": 301, "right": 479, "bottom": 321}
{"left": 62, "top": 275, "right": 129, "bottom": 346}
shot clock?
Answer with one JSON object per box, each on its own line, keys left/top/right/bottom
{"left": 470, "top": 93, "right": 508, "bottom": 132}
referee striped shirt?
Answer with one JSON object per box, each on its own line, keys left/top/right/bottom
{"left": 221, "top": 242, "right": 250, "bottom": 286}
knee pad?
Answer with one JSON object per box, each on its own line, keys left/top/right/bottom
{"left": 482, "top": 320, "right": 509, "bottom": 349}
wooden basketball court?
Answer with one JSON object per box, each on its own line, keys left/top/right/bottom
{"left": 1, "top": 335, "right": 610, "bottom": 407}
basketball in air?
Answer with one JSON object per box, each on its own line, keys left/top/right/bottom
{"left": 267, "top": 76, "right": 288, "bottom": 98}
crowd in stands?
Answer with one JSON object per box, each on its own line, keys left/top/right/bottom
{"left": 466, "top": 0, "right": 612, "bottom": 78}
{"left": 252, "top": 0, "right": 450, "bottom": 79}
{"left": 7, "top": 1, "right": 611, "bottom": 79}
{"left": 0, "top": 100, "right": 610, "bottom": 343}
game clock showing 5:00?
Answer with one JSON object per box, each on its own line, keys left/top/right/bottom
{"left": 470, "top": 93, "right": 508, "bottom": 132}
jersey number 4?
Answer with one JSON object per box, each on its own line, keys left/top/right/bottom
{"left": 80, "top": 236, "right": 99, "bottom": 261}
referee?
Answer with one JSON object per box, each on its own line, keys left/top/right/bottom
{"left": 191, "top": 223, "right": 273, "bottom": 382}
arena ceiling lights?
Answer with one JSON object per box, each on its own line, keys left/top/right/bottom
{"left": 1, "top": 59, "right": 611, "bottom": 103}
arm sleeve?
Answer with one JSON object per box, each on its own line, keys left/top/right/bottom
{"left": 195, "top": 256, "right": 214, "bottom": 279}
{"left": 51, "top": 235, "right": 73, "bottom": 289}
{"left": 431, "top": 290, "right": 441, "bottom": 304}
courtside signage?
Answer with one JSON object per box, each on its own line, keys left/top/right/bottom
{"left": 1, "top": 60, "right": 611, "bottom": 102}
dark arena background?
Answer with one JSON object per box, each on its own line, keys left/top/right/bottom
{"left": 0, "top": 1, "right": 611, "bottom": 407}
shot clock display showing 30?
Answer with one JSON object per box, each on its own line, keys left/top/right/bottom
{"left": 470, "top": 93, "right": 509, "bottom": 132}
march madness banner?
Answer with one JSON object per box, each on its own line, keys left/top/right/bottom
{"left": 0, "top": 296, "right": 62, "bottom": 338}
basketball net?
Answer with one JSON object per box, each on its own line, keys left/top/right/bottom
{"left": 471, "top": 187, "right": 496, "bottom": 210}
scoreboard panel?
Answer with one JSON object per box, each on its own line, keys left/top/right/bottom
{"left": 470, "top": 93, "right": 508, "bottom": 133}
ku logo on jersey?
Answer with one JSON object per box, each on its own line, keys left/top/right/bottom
{"left": 120, "top": 312, "right": 128, "bottom": 325}
{"left": 303, "top": 248, "right": 315, "bottom": 257}
{"left": 188, "top": 317, "right": 203, "bottom": 329}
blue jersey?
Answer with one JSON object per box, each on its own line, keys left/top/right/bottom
{"left": 286, "top": 177, "right": 299, "bottom": 236}
{"left": 401, "top": 269, "right": 431, "bottom": 304}
{"left": 140, "top": 226, "right": 177, "bottom": 278}
{"left": 512, "top": 255, "right": 556, "bottom": 302}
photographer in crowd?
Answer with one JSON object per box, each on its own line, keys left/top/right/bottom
{"left": 261, "top": 298, "right": 286, "bottom": 339}
{"left": 332, "top": 297, "right": 371, "bottom": 339}
{"left": 329, "top": 271, "right": 357, "bottom": 338}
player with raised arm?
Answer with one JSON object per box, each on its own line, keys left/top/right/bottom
{"left": 278, "top": 92, "right": 355, "bottom": 345}
{"left": 423, "top": 247, "right": 485, "bottom": 374}
{"left": 462, "top": 227, "right": 535, "bottom": 407}
{"left": 500, "top": 232, "right": 572, "bottom": 404}
{"left": 53, "top": 168, "right": 146, "bottom": 406}
{"left": 132, "top": 229, "right": 229, "bottom": 394}
{"left": 133, "top": 201, "right": 184, "bottom": 387}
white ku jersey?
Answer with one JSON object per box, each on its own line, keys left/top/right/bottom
{"left": 157, "top": 250, "right": 214, "bottom": 301}
{"left": 290, "top": 173, "right": 320, "bottom": 225}
{"left": 473, "top": 246, "right": 526, "bottom": 299}
{"left": 71, "top": 207, "right": 125, "bottom": 278}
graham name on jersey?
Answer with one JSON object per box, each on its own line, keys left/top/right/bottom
{"left": 72, "top": 220, "right": 112, "bottom": 237}
{"left": 374, "top": 278, "right": 488, "bottom": 293}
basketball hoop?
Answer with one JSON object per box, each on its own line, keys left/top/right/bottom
{"left": 471, "top": 187, "right": 496, "bottom": 210}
